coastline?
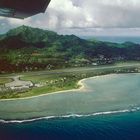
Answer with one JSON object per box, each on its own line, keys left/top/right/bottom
{"left": 0, "top": 74, "right": 113, "bottom": 102}
{"left": 0, "top": 73, "right": 140, "bottom": 121}
{"left": 0, "top": 108, "right": 133, "bottom": 123}
{"left": 0, "top": 73, "right": 134, "bottom": 102}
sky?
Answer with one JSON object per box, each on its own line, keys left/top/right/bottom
{"left": 1, "top": 0, "right": 140, "bottom": 36}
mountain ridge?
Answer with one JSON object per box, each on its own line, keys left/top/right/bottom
{"left": 0, "top": 26, "right": 140, "bottom": 73}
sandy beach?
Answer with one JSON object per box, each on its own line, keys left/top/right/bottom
{"left": 0, "top": 75, "right": 87, "bottom": 101}
{"left": 0, "top": 74, "right": 117, "bottom": 102}
{"left": 0, "top": 73, "right": 139, "bottom": 120}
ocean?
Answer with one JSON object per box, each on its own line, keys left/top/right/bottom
{"left": 81, "top": 36, "right": 140, "bottom": 44}
{"left": 0, "top": 74, "right": 140, "bottom": 140}
{"left": 1, "top": 111, "right": 140, "bottom": 140}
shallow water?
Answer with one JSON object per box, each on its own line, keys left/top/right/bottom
{"left": 0, "top": 73, "right": 140, "bottom": 121}
{"left": 0, "top": 73, "right": 140, "bottom": 140}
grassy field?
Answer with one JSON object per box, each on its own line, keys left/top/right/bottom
{"left": 0, "top": 78, "right": 12, "bottom": 85}
{"left": 0, "top": 62, "right": 140, "bottom": 99}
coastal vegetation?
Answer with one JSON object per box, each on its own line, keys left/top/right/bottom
{"left": 0, "top": 26, "right": 140, "bottom": 99}
{"left": 0, "top": 78, "right": 12, "bottom": 85}
{"left": 1, "top": 26, "right": 140, "bottom": 73}
{"left": 0, "top": 63, "right": 140, "bottom": 99}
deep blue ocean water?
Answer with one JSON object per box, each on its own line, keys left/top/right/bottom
{"left": 0, "top": 111, "right": 140, "bottom": 140}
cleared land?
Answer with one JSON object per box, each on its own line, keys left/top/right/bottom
{"left": 0, "top": 78, "right": 12, "bottom": 85}
{"left": 5, "top": 76, "right": 33, "bottom": 88}
{"left": 0, "top": 62, "right": 140, "bottom": 99}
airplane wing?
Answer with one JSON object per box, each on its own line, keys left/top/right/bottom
{"left": 0, "top": 0, "right": 51, "bottom": 19}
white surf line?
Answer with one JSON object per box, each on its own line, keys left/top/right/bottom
{"left": 0, "top": 74, "right": 119, "bottom": 102}
{"left": 1, "top": 107, "right": 140, "bottom": 124}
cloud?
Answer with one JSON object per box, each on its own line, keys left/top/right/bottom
{"left": 1, "top": 0, "right": 140, "bottom": 35}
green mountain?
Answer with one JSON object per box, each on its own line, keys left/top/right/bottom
{"left": 5, "top": 25, "right": 58, "bottom": 43}
{"left": 0, "top": 26, "right": 140, "bottom": 73}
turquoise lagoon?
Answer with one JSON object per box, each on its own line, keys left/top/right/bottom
{"left": 0, "top": 74, "right": 140, "bottom": 140}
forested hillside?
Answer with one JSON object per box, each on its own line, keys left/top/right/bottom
{"left": 0, "top": 26, "right": 140, "bottom": 73}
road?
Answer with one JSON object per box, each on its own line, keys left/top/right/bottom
{"left": 5, "top": 75, "right": 33, "bottom": 88}
{"left": 0, "top": 62, "right": 140, "bottom": 78}
{"left": 23, "top": 63, "right": 140, "bottom": 76}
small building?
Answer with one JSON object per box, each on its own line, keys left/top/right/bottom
{"left": 5, "top": 76, "right": 33, "bottom": 90}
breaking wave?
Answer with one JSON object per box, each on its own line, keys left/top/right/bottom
{"left": 0, "top": 106, "right": 140, "bottom": 124}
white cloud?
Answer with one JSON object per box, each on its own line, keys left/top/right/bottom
{"left": 7, "top": 18, "right": 31, "bottom": 26}
{"left": 1, "top": 0, "right": 140, "bottom": 35}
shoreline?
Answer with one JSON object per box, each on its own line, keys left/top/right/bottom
{"left": 0, "top": 73, "right": 136, "bottom": 102}
{"left": 0, "top": 109, "right": 133, "bottom": 123}
{"left": 0, "top": 74, "right": 115, "bottom": 102}
{"left": 0, "top": 73, "right": 140, "bottom": 121}
{"left": 0, "top": 77, "right": 86, "bottom": 102}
